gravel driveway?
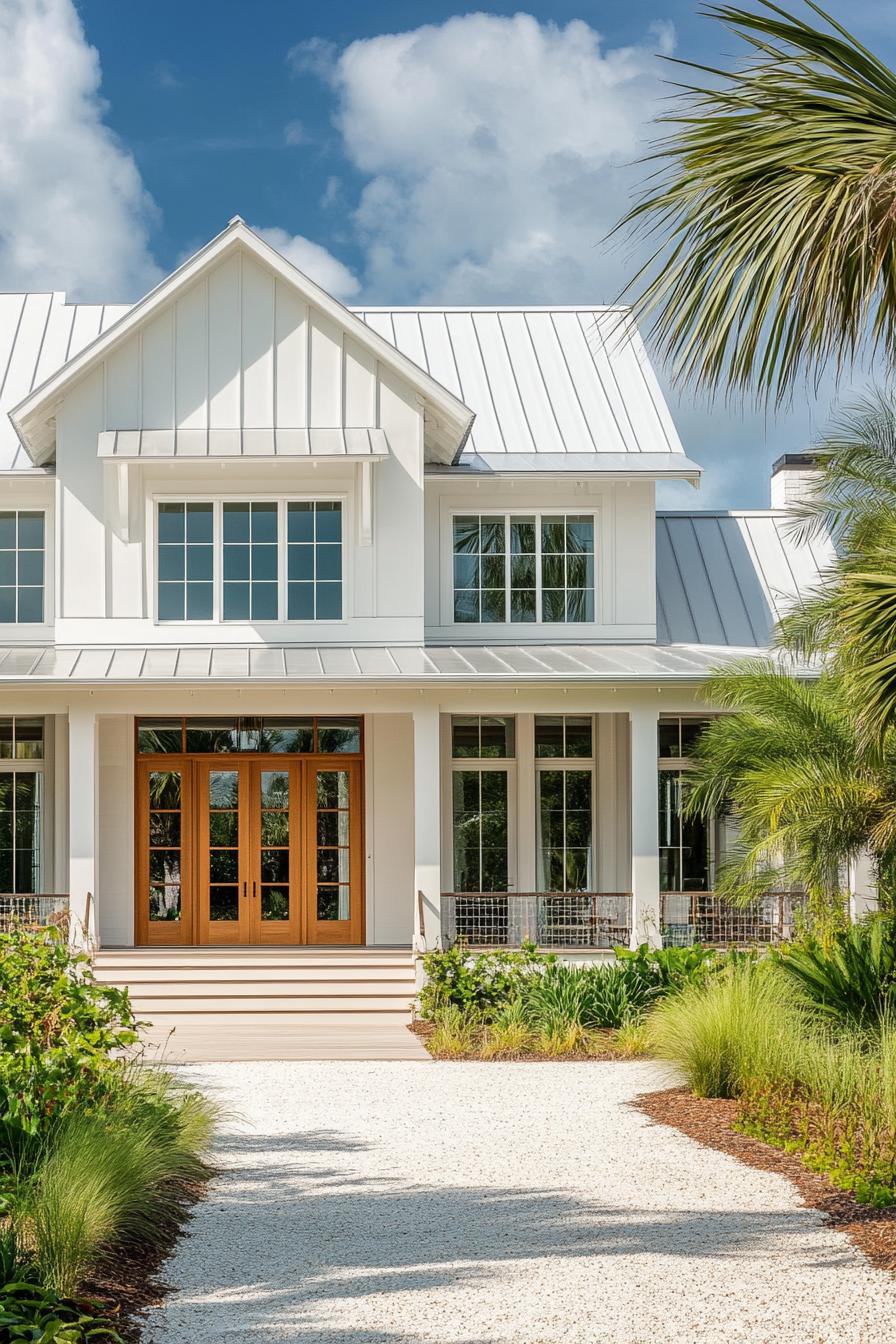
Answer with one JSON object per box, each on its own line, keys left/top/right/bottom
{"left": 147, "top": 1060, "right": 896, "bottom": 1344}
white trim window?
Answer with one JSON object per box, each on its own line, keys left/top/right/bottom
{"left": 0, "top": 510, "right": 46, "bottom": 624}
{"left": 535, "top": 715, "right": 594, "bottom": 892}
{"left": 449, "top": 716, "right": 515, "bottom": 892}
{"left": 155, "top": 499, "right": 344, "bottom": 623}
{"left": 452, "top": 512, "right": 595, "bottom": 624}
{"left": 0, "top": 717, "right": 45, "bottom": 893}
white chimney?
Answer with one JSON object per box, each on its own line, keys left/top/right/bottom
{"left": 770, "top": 453, "right": 821, "bottom": 509}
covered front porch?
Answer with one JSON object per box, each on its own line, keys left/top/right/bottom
{"left": 0, "top": 673, "right": 807, "bottom": 956}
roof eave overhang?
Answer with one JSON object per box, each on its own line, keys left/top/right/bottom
{"left": 10, "top": 219, "right": 476, "bottom": 466}
{"left": 426, "top": 451, "right": 703, "bottom": 484}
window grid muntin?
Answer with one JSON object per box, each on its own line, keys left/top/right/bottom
{"left": 451, "top": 510, "right": 596, "bottom": 625}
{"left": 449, "top": 715, "right": 514, "bottom": 893}
{"left": 222, "top": 501, "right": 279, "bottom": 622}
{"left": 155, "top": 497, "right": 346, "bottom": 625}
{"left": 535, "top": 716, "right": 594, "bottom": 893}
{"left": 136, "top": 716, "right": 363, "bottom": 755}
{"left": 0, "top": 510, "right": 45, "bottom": 624}
{"left": 287, "top": 501, "right": 343, "bottom": 621}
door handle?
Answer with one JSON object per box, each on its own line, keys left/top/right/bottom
{"left": 242, "top": 881, "right": 247, "bottom": 899}
{"left": 252, "top": 880, "right": 257, "bottom": 899}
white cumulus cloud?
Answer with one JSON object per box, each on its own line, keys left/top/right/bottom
{"left": 309, "top": 12, "right": 675, "bottom": 303}
{"left": 253, "top": 225, "right": 360, "bottom": 301}
{"left": 0, "top": 0, "right": 162, "bottom": 300}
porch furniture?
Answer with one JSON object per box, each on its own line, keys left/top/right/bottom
{"left": 660, "top": 891, "right": 807, "bottom": 948}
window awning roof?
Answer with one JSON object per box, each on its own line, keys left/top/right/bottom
{"left": 0, "top": 642, "right": 812, "bottom": 684}
{"left": 97, "top": 428, "right": 390, "bottom": 460}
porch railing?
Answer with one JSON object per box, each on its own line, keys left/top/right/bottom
{"left": 660, "top": 891, "right": 806, "bottom": 948}
{"left": 441, "top": 892, "right": 631, "bottom": 951}
{"left": 0, "top": 894, "right": 71, "bottom": 936}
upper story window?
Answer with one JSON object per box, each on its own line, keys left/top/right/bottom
{"left": 0, "top": 511, "right": 45, "bottom": 624}
{"left": 156, "top": 500, "right": 343, "bottom": 624}
{"left": 453, "top": 512, "right": 594, "bottom": 625}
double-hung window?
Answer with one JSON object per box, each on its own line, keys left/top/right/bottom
{"left": 450, "top": 716, "right": 515, "bottom": 892}
{"left": 0, "top": 717, "right": 45, "bottom": 893}
{"left": 0, "top": 511, "right": 45, "bottom": 623}
{"left": 452, "top": 512, "right": 594, "bottom": 624}
{"left": 535, "top": 715, "right": 594, "bottom": 892}
{"left": 658, "top": 716, "right": 715, "bottom": 893}
{"left": 156, "top": 500, "right": 343, "bottom": 623}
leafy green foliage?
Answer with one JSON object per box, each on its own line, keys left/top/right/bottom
{"left": 0, "top": 927, "right": 138, "bottom": 1145}
{"left": 774, "top": 917, "right": 896, "bottom": 1027}
{"left": 522, "top": 962, "right": 655, "bottom": 1032}
{"left": 418, "top": 941, "right": 552, "bottom": 1020}
{"left": 0, "top": 1277, "right": 122, "bottom": 1341}
{"left": 615, "top": 942, "right": 719, "bottom": 994}
{"left": 620, "top": 2, "right": 896, "bottom": 404}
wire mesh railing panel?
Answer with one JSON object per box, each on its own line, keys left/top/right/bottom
{"left": 661, "top": 891, "right": 807, "bottom": 948}
{"left": 0, "top": 894, "right": 70, "bottom": 935}
{"left": 441, "top": 893, "right": 632, "bottom": 950}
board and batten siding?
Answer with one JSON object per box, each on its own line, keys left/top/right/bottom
{"left": 52, "top": 247, "right": 426, "bottom": 640}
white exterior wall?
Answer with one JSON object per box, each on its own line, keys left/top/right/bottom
{"left": 366, "top": 713, "right": 415, "bottom": 944}
{"left": 50, "top": 245, "right": 426, "bottom": 646}
{"left": 424, "top": 475, "right": 656, "bottom": 643}
{"left": 97, "top": 715, "right": 134, "bottom": 946}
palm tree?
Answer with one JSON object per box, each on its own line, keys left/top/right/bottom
{"left": 686, "top": 661, "right": 896, "bottom": 925}
{"left": 621, "top": 1, "right": 896, "bottom": 404}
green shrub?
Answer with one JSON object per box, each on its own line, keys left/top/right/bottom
{"left": 28, "top": 1070, "right": 214, "bottom": 1297}
{"left": 0, "top": 927, "right": 138, "bottom": 1146}
{"left": 0, "top": 1277, "right": 122, "bottom": 1341}
{"left": 773, "top": 916, "right": 896, "bottom": 1027}
{"left": 648, "top": 960, "right": 804, "bottom": 1097}
{"left": 426, "top": 1004, "right": 480, "bottom": 1058}
{"left": 523, "top": 962, "right": 655, "bottom": 1032}
{"left": 616, "top": 942, "right": 720, "bottom": 994}
{"left": 419, "top": 941, "right": 552, "bottom": 1020}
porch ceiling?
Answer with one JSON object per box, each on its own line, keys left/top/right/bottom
{"left": 0, "top": 642, "right": 814, "bottom": 684}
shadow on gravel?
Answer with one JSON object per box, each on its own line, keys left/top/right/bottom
{"left": 149, "top": 1121, "right": 858, "bottom": 1343}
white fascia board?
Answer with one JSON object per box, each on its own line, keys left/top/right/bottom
{"left": 426, "top": 452, "right": 703, "bottom": 483}
{"left": 10, "top": 219, "right": 475, "bottom": 465}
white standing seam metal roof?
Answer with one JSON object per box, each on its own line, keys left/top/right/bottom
{"left": 656, "top": 511, "right": 835, "bottom": 647}
{"left": 0, "top": 641, "right": 799, "bottom": 684}
{"left": 1, "top": 292, "right": 695, "bottom": 473}
{"left": 97, "top": 427, "right": 390, "bottom": 459}
{"left": 357, "top": 306, "right": 693, "bottom": 469}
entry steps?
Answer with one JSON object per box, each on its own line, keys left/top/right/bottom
{"left": 92, "top": 946, "right": 418, "bottom": 1027}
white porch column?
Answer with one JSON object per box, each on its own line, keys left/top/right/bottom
{"left": 67, "top": 705, "right": 97, "bottom": 947}
{"left": 413, "top": 706, "right": 442, "bottom": 949}
{"left": 850, "top": 849, "right": 879, "bottom": 923}
{"left": 630, "top": 706, "right": 662, "bottom": 949}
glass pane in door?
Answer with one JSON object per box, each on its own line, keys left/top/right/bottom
{"left": 260, "top": 770, "right": 290, "bottom": 920}
{"left": 149, "top": 771, "right": 182, "bottom": 921}
{"left": 209, "top": 770, "right": 239, "bottom": 921}
{"left": 315, "top": 770, "right": 350, "bottom": 920}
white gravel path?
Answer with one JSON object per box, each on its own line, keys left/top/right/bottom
{"left": 146, "top": 1060, "right": 896, "bottom": 1344}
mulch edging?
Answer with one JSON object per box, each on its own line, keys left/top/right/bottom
{"left": 635, "top": 1086, "right": 896, "bottom": 1275}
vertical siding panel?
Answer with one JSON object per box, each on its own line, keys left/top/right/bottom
{"left": 241, "top": 255, "right": 274, "bottom": 426}
{"left": 174, "top": 279, "right": 208, "bottom": 428}
{"left": 344, "top": 334, "right": 376, "bottom": 425}
{"left": 207, "top": 255, "right": 241, "bottom": 427}
{"left": 309, "top": 307, "right": 343, "bottom": 426}
{"left": 274, "top": 280, "right": 305, "bottom": 427}
{"left": 104, "top": 337, "right": 140, "bottom": 430}
{"left": 140, "top": 307, "right": 174, "bottom": 428}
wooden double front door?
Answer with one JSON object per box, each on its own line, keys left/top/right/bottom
{"left": 136, "top": 756, "right": 363, "bottom": 945}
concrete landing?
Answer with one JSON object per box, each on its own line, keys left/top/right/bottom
{"left": 136, "top": 1020, "right": 431, "bottom": 1063}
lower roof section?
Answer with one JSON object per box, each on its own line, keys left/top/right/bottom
{"left": 0, "top": 642, "right": 806, "bottom": 685}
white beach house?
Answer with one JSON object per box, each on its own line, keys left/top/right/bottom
{"left": 0, "top": 219, "right": 844, "bottom": 1020}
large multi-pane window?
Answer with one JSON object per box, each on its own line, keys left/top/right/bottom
{"left": 0, "top": 717, "right": 44, "bottom": 893}
{"left": 287, "top": 502, "right": 342, "bottom": 620}
{"left": 535, "top": 715, "right": 594, "bottom": 892}
{"left": 658, "top": 716, "right": 714, "bottom": 892}
{"left": 156, "top": 500, "right": 343, "bottom": 623}
{"left": 0, "top": 511, "right": 45, "bottom": 624}
{"left": 452, "top": 513, "right": 595, "bottom": 624}
{"left": 450, "top": 716, "right": 514, "bottom": 892}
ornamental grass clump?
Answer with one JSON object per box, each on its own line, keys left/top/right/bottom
{"left": 648, "top": 959, "right": 805, "bottom": 1098}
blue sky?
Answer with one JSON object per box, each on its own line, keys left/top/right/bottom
{"left": 2, "top": 0, "right": 891, "bottom": 505}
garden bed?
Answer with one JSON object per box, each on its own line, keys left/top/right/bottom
{"left": 636, "top": 1086, "right": 896, "bottom": 1274}
{"left": 408, "top": 1019, "right": 643, "bottom": 1060}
